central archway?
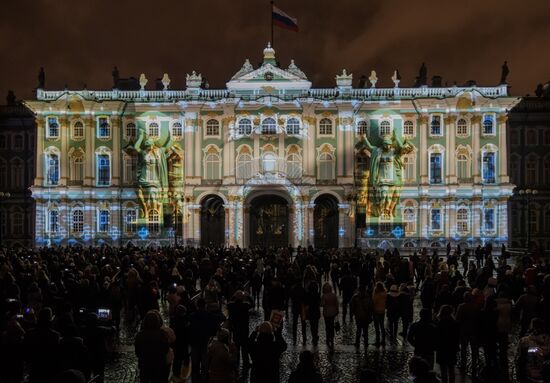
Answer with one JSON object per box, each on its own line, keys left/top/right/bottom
{"left": 314, "top": 194, "right": 339, "bottom": 248}
{"left": 249, "top": 195, "right": 289, "bottom": 248}
{"left": 200, "top": 195, "right": 225, "bottom": 247}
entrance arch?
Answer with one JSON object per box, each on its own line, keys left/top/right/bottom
{"left": 249, "top": 195, "right": 289, "bottom": 248}
{"left": 314, "top": 194, "right": 339, "bottom": 248}
{"left": 200, "top": 195, "right": 225, "bottom": 247}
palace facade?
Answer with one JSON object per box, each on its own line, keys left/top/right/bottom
{"left": 26, "top": 45, "right": 518, "bottom": 249}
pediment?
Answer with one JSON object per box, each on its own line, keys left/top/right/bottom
{"left": 227, "top": 63, "right": 311, "bottom": 92}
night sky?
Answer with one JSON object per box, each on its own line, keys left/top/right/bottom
{"left": 1, "top": 0, "right": 549, "bottom": 101}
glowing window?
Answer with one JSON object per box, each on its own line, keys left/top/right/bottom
{"left": 238, "top": 119, "right": 252, "bottom": 135}
{"left": 483, "top": 115, "right": 495, "bottom": 135}
{"left": 457, "top": 208, "right": 469, "bottom": 233}
{"left": 98, "top": 117, "right": 110, "bottom": 138}
{"left": 48, "top": 210, "right": 59, "bottom": 233}
{"left": 47, "top": 117, "right": 59, "bottom": 138}
{"left": 286, "top": 118, "right": 300, "bottom": 135}
{"left": 98, "top": 210, "right": 110, "bottom": 233}
{"left": 261, "top": 118, "right": 277, "bottom": 135}
{"left": 431, "top": 208, "right": 442, "bottom": 231}
{"left": 125, "top": 209, "right": 137, "bottom": 233}
{"left": 72, "top": 209, "right": 84, "bottom": 234}
{"left": 148, "top": 209, "right": 160, "bottom": 234}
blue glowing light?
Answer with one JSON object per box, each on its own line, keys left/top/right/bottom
{"left": 338, "top": 227, "right": 345, "bottom": 237}
{"left": 138, "top": 226, "right": 149, "bottom": 240}
{"left": 392, "top": 226, "right": 404, "bottom": 238}
{"left": 364, "top": 227, "right": 374, "bottom": 237}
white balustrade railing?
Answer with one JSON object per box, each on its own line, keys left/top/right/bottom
{"left": 36, "top": 84, "right": 508, "bottom": 101}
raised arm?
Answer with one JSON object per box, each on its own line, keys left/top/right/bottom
{"left": 357, "top": 134, "right": 375, "bottom": 151}
{"left": 133, "top": 129, "right": 145, "bottom": 153}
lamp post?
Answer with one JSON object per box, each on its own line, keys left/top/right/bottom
{"left": 0, "top": 192, "right": 11, "bottom": 247}
{"left": 517, "top": 188, "right": 538, "bottom": 250}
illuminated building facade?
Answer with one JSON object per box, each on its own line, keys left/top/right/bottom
{"left": 26, "top": 45, "right": 517, "bottom": 248}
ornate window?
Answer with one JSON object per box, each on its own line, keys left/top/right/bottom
{"left": 457, "top": 208, "right": 469, "bottom": 233}
{"left": 430, "top": 208, "right": 442, "bottom": 231}
{"left": 46, "top": 150, "right": 60, "bottom": 186}
{"left": 238, "top": 118, "right": 252, "bottom": 135}
{"left": 148, "top": 209, "right": 160, "bottom": 234}
{"left": 70, "top": 150, "right": 84, "bottom": 184}
{"left": 286, "top": 118, "right": 300, "bottom": 135}
{"left": 379, "top": 213, "right": 392, "bottom": 234}
{"left": 125, "top": 208, "right": 137, "bottom": 234}
{"left": 97, "top": 117, "right": 111, "bottom": 138}
{"left": 148, "top": 122, "right": 160, "bottom": 138}
{"left": 261, "top": 118, "right": 277, "bottom": 135}
{"left": 286, "top": 153, "right": 302, "bottom": 179}
{"left": 429, "top": 152, "right": 443, "bottom": 184}
{"left": 96, "top": 152, "right": 111, "bottom": 186}
{"left": 403, "top": 120, "right": 414, "bottom": 137}
{"left": 72, "top": 121, "right": 84, "bottom": 139}
{"left": 318, "top": 152, "right": 335, "bottom": 180}
{"left": 72, "top": 209, "right": 84, "bottom": 234}
{"left": 403, "top": 206, "right": 416, "bottom": 235}
{"left": 48, "top": 209, "right": 59, "bottom": 233}
{"left": 206, "top": 119, "right": 220, "bottom": 136}
{"left": 124, "top": 154, "right": 137, "bottom": 184}
{"left": 356, "top": 120, "right": 368, "bottom": 135}
{"left": 204, "top": 148, "right": 221, "bottom": 180}
{"left": 484, "top": 208, "right": 496, "bottom": 231}
{"left": 430, "top": 115, "right": 442, "bottom": 136}
{"left": 379, "top": 120, "right": 392, "bottom": 136}
{"left": 98, "top": 209, "right": 110, "bottom": 233}
{"left": 319, "top": 118, "right": 333, "bottom": 135}
{"left": 482, "top": 114, "right": 495, "bottom": 135}
{"left": 482, "top": 151, "right": 496, "bottom": 184}
{"left": 236, "top": 153, "right": 253, "bottom": 181}
{"left": 456, "top": 118, "right": 469, "bottom": 137}
{"left": 125, "top": 122, "right": 137, "bottom": 139}
{"left": 403, "top": 153, "right": 416, "bottom": 183}
{"left": 456, "top": 148, "right": 471, "bottom": 182}
{"left": 47, "top": 117, "right": 59, "bottom": 138}
{"left": 171, "top": 122, "right": 183, "bottom": 138}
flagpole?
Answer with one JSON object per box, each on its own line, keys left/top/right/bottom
{"left": 270, "top": 0, "right": 274, "bottom": 48}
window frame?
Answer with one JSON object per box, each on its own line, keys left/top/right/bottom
{"left": 403, "top": 120, "right": 415, "bottom": 137}
{"left": 98, "top": 209, "right": 110, "bottom": 233}
{"left": 318, "top": 118, "right": 333, "bottom": 136}
{"left": 318, "top": 152, "right": 335, "bottom": 181}
{"left": 261, "top": 117, "right": 277, "bottom": 135}
{"left": 205, "top": 119, "right": 220, "bottom": 138}
{"left": 286, "top": 118, "right": 301, "bottom": 135}
{"left": 429, "top": 152, "right": 443, "bottom": 184}
{"left": 429, "top": 114, "right": 443, "bottom": 137}
{"left": 97, "top": 116, "right": 111, "bottom": 139}
{"left": 48, "top": 209, "right": 59, "bottom": 234}
{"left": 456, "top": 208, "right": 469, "bottom": 234}
{"left": 482, "top": 114, "right": 496, "bottom": 136}
{"left": 456, "top": 118, "right": 469, "bottom": 137}
{"left": 430, "top": 208, "right": 442, "bottom": 231}
{"left": 72, "top": 209, "right": 84, "bottom": 234}
{"left": 46, "top": 151, "right": 60, "bottom": 186}
{"left": 47, "top": 116, "right": 60, "bottom": 139}
{"left": 148, "top": 209, "right": 160, "bottom": 234}
{"left": 147, "top": 122, "right": 160, "bottom": 139}
{"left": 171, "top": 121, "right": 183, "bottom": 139}
{"left": 125, "top": 122, "right": 137, "bottom": 140}
{"left": 237, "top": 118, "right": 252, "bottom": 136}
{"left": 96, "top": 152, "right": 111, "bottom": 187}
{"left": 204, "top": 151, "right": 221, "bottom": 180}
{"left": 72, "top": 120, "right": 85, "bottom": 140}
{"left": 356, "top": 120, "right": 369, "bottom": 136}
{"left": 379, "top": 120, "right": 392, "bottom": 137}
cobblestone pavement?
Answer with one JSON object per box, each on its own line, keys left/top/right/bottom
{"left": 104, "top": 298, "right": 521, "bottom": 383}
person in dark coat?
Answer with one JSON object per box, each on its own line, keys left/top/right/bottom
{"left": 340, "top": 265, "right": 357, "bottom": 322}
{"left": 408, "top": 356, "right": 440, "bottom": 383}
{"left": 24, "top": 307, "right": 61, "bottom": 383}
{"left": 81, "top": 312, "right": 114, "bottom": 383}
{"left": 350, "top": 284, "right": 373, "bottom": 348}
{"left": 227, "top": 290, "right": 253, "bottom": 366}
{"left": 289, "top": 281, "right": 306, "bottom": 345}
{"left": 398, "top": 284, "right": 414, "bottom": 339}
{"left": 0, "top": 317, "right": 25, "bottom": 383}
{"left": 135, "top": 310, "right": 170, "bottom": 383}
{"left": 408, "top": 308, "right": 437, "bottom": 369}
{"left": 303, "top": 281, "right": 321, "bottom": 346}
{"left": 248, "top": 321, "right": 287, "bottom": 383}
{"left": 435, "top": 305, "right": 459, "bottom": 383}
{"left": 170, "top": 305, "right": 190, "bottom": 380}
{"left": 288, "top": 350, "right": 323, "bottom": 383}
{"left": 386, "top": 285, "right": 400, "bottom": 340}
{"left": 420, "top": 277, "right": 436, "bottom": 310}
{"left": 57, "top": 325, "right": 91, "bottom": 380}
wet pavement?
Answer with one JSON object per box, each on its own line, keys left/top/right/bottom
{"left": 104, "top": 295, "right": 521, "bottom": 383}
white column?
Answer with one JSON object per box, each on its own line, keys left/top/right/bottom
{"left": 472, "top": 198, "right": 482, "bottom": 244}
{"left": 112, "top": 116, "right": 121, "bottom": 186}
{"left": 419, "top": 115, "right": 428, "bottom": 184}
{"left": 60, "top": 116, "right": 68, "bottom": 185}
{"left": 337, "top": 117, "right": 344, "bottom": 178}
{"left": 184, "top": 114, "right": 195, "bottom": 177}
{"left": 472, "top": 116, "right": 481, "bottom": 183}
{"left": 419, "top": 197, "right": 429, "bottom": 242}
{"left": 35, "top": 117, "right": 45, "bottom": 184}
{"left": 446, "top": 115, "right": 457, "bottom": 184}
{"left": 84, "top": 117, "right": 95, "bottom": 186}
{"left": 307, "top": 202, "right": 315, "bottom": 247}
{"left": 498, "top": 198, "right": 508, "bottom": 242}
{"left": 194, "top": 118, "right": 201, "bottom": 179}
{"left": 498, "top": 115, "right": 509, "bottom": 183}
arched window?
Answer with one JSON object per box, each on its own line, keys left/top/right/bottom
{"left": 430, "top": 208, "right": 442, "bottom": 231}
{"left": 72, "top": 209, "right": 84, "bottom": 234}
{"left": 47, "top": 117, "right": 59, "bottom": 138}
{"left": 286, "top": 118, "right": 300, "bottom": 135}
{"left": 236, "top": 153, "right": 253, "bottom": 181}
{"left": 262, "top": 152, "right": 277, "bottom": 173}
{"left": 11, "top": 211, "right": 23, "bottom": 235}
{"left": 429, "top": 152, "right": 443, "bottom": 184}
{"left": 403, "top": 207, "right": 416, "bottom": 234}
{"left": 456, "top": 118, "right": 469, "bottom": 137}
{"left": 484, "top": 208, "right": 496, "bottom": 231}
{"left": 171, "top": 122, "right": 183, "bottom": 138}
{"left": 72, "top": 121, "right": 84, "bottom": 139}
{"left": 148, "top": 209, "right": 160, "bottom": 234}
{"left": 430, "top": 115, "right": 442, "bottom": 136}
{"left": 457, "top": 208, "right": 469, "bottom": 233}
{"left": 204, "top": 152, "right": 221, "bottom": 180}
{"left": 356, "top": 120, "right": 368, "bottom": 135}
{"left": 46, "top": 152, "right": 60, "bottom": 185}
{"left": 126, "top": 122, "right": 136, "bottom": 139}
{"left": 526, "top": 155, "right": 538, "bottom": 184}
{"left": 403, "top": 153, "right": 416, "bottom": 182}
{"left": 261, "top": 118, "right": 277, "bottom": 135}
{"left": 48, "top": 210, "right": 59, "bottom": 233}
{"left": 97, "top": 117, "right": 110, "bottom": 138}
{"left": 148, "top": 122, "right": 159, "bottom": 138}
{"left": 124, "top": 154, "right": 137, "bottom": 184}
{"left": 483, "top": 114, "right": 495, "bottom": 135}
{"left": 319, "top": 118, "right": 333, "bottom": 135}
{"left": 98, "top": 209, "right": 110, "bottom": 233}
{"left": 96, "top": 152, "right": 111, "bottom": 186}
{"left": 482, "top": 151, "right": 496, "bottom": 184}
{"left": 286, "top": 153, "right": 302, "bottom": 179}
{"left": 379, "top": 120, "right": 392, "bottom": 136}
{"left": 457, "top": 151, "right": 471, "bottom": 182}
{"left": 206, "top": 119, "right": 220, "bottom": 136}
{"left": 318, "top": 152, "right": 335, "bottom": 180}
{"left": 70, "top": 153, "right": 84, "bottom": 183}
{"left": 379, "top": 213, "right": 392, "bottom": 234}
{"left": 529, "top": 208, "right": 540, "bottom": 235}
{"left": 355, "top": 152, "right": 370, "bottom": 179}
{"left": 403, "top": 120, "right": 414, "bottom": 137}
{"left": 125, "top": 208, "right": 137, "bottom": 233}
{"left": 11, "top": 159, "right": 24, "bottom": 189}
{"left": 238, "top": 119, "right": 252, "bottom": 135}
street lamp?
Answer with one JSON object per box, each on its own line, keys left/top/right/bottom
{"left": 517, "top": 188, "right": 538, "bottom": 250}
{"left": 0, "top": 192, "right": 11, "bottom": 247}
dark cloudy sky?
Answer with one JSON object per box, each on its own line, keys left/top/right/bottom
{"left": 1, "top": 0, "right": 549, "bottom": 101}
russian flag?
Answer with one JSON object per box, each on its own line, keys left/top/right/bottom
{"left": 272, "top": 5, "right": 298, "bottom": 32}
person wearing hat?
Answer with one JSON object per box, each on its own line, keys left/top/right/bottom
{"left": 248, "top": 321, "right": 287, "bottom": 383}
{"left": 206, "top": 328, "right": 237, "bottom": 383}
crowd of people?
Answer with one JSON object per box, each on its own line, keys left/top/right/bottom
{"left": 0, "top": 243, "right": 549, "bottom": 383}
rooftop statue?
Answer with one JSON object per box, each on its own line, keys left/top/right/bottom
{"left": 500, "top": 61, "right": 509, "bottom": 84}
{"left": 38, "top": 67, "right": 45, "bottom": 89}
{"left": 231, "top": 59, "right": 254, "bottom": 80}
{"left": 356, "top": 132, "right": 413, "bottom": 217}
